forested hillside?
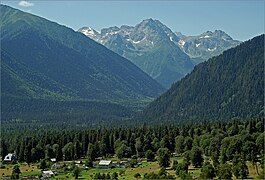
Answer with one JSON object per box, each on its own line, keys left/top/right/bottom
{"left": 0, "top": 5, "right": 164, "bottom": 121}
{"left": 140, "top": 35, "right": 264, "bottom": 123}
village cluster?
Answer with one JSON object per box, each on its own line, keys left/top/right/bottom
{"left": 2, "top": 153, "right": 139, "bottom": 178}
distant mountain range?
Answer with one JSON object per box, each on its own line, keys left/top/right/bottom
{"left": 139, "top": 35, "right": 264, "bottom": 123}
{"left": 175, "top": 30, "right": 241, "bottom": 64}
{"left": 79, "top": 19, "right": 240, "bottom": 88}
{"left": 0, "top": 5, "right": 164, "bottom": 122}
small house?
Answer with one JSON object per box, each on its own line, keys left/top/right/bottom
{"left": 119, "top": 160, "right": 128, "bottom": 167}
{"left": 83, "top": 164, "right": 89, "bottom": 170}
{"left": 172, "top": 152, "right": 178, "bottom": 157}
{"left": 98, "top": 160, "right": 112, "bottom": 168}
{"left": 95, "top": 157, "right": 103, "bottom": 161}
{"left": 75, "top": 160, "right": 82, "bottom": 164}
{"left": 50, "top": 158, "right": 56, "bottom": 162}
{"left": 42, "top": 170, "right": 55, "bottom": 178}
{"left": 4, "top": 153, "right": 16, "bottom": 163}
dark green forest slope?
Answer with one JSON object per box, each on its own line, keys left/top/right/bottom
{"left": 0, "top": 5, "right": 164, "bottom": 121}
{"left": 140, "top": 35, "right": 264, "bottom": 123}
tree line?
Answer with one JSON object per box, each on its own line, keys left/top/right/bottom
{"left": 1, "top": 118, "right": 264, "bottom": 179}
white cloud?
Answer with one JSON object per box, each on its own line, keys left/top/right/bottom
{"left": 18, "top": 1, "right": 34, "bottom": 7}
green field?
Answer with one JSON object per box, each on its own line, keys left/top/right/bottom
{"left": 52, "top": 160, "right": 160, "bottom": 180}
{"left": 1, "top": 157, "right": 262, "bottom": 179}
{"left": 0, "top": 163, "right": 41, "bottom": 177}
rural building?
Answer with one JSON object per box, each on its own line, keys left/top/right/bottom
{"left": 95, "top": 157, "right": 103, "bottom": 161}
{"left": 75, "top": 160, "right": 82, "bottom": 164}
{"left": 119, "top": 160, "right": 128, "bottom": 168}
{"left": 83, "top": 164, "right": 89, "bottom": 170}
{"left": 172, "top": 152, "right": 178, "bottom": 157}
{"left": 50, "top": 158, "right": 56, "bottom": 162}
{"left": 42, "top": 170, "right": 55, "bottom": 178}
{"left": 3, "top": 153, "right": 16, "bottom": 163}
{"left": 98, "top": 160, "right": 112, "bottom": 168}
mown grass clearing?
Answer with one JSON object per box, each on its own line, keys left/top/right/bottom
{"left": 0, "top": 158, "right": 262, "bottom": 179}
{"left": 0, "top": 163, "right": 40, "bottom": 177}
{"left": 53, "top": 161, "right": 159, "bottom": 180}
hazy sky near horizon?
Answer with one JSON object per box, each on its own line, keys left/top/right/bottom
{"left": 2, "top": 1, "right": 264, "bottom": 41}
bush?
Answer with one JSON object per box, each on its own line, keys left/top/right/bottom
{"left": 232, "top": 160, "right": 249, "bottom": 179}
{"left": 190, "top": 146, "right": 203, "bottom": 168}
{"left": 143, "top": 170, "right": 175, "bottom": 179}
{"left": 111, "top": 172, "right": 118, "bottom": 179}
{"left": 175, "top": 161, "right": 189, "bottom": 175}
{"left": 134, "top": 173, "right": 141, "bottom": 179}
{"left": 217, "top": 164, "right": 232, "bottom": 179}
{"left": 145, "top": 150, "right": 155, "bottom": 162}
{"left": 179, "top": 170, "right": 192, "bottom": 180}
{"left": 94, "top": 172, "right": 115, "bottom": 179}
{"left": 119, "top": 169, "right": 126, "bottom": 176}
{"left": 200, "top": 161, "right": 215, "bottom": 179}
{"left": 157, "top": 148, "right": 170, "bottom": 168}
{"left": 129, "top": 158, "right": 138, "bottom": 168}
{"left": 39, "top": 159, "right": 48, "bottom": 170}
{"left": 172, "top": 160, "right": 178, "bottom": 170}
{"left": 85, "top": 157, "right": 93, "bottom": 167}
{"left": 11, "top": 164, "right": 21, "bottom": 179}
{"left": 72, "top": 165, "right": 81, "bottom": 179}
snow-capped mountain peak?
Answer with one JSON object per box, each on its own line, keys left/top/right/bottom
{"left": 79, "top": 27, "right": 99, "bottom": 37}
{"left": 78, "top": 19, "right": 192, "bottom": 88}
{"left": 78, "top": 19, "right": 241, "bottom": 87}
{"left": 176, "top": 30, "right": 241, "bottom": 63}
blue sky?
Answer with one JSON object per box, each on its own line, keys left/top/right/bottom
{"left": 2, "top": 1, "right": 264, "bottom": 41}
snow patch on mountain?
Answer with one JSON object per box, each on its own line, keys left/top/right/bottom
{"left": 207, "top": 47, "right": 217, "bottom": 51}
{"left": 78, "top": 22, "right": 241, "bottom": 70}
{"left": 178, "top": 39, "right": 185, "bottom": 47}
{"left": 132, "top": 40, "right": 141, "bottom": 44}
{"left": 107, "top": 31, "right": 119, "bottom": 35}
{"left": 200, "top": 35, "right": 210, "bottom": 39}
{"left": 175, "top": 30, "right": 241, "bottom": 63}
